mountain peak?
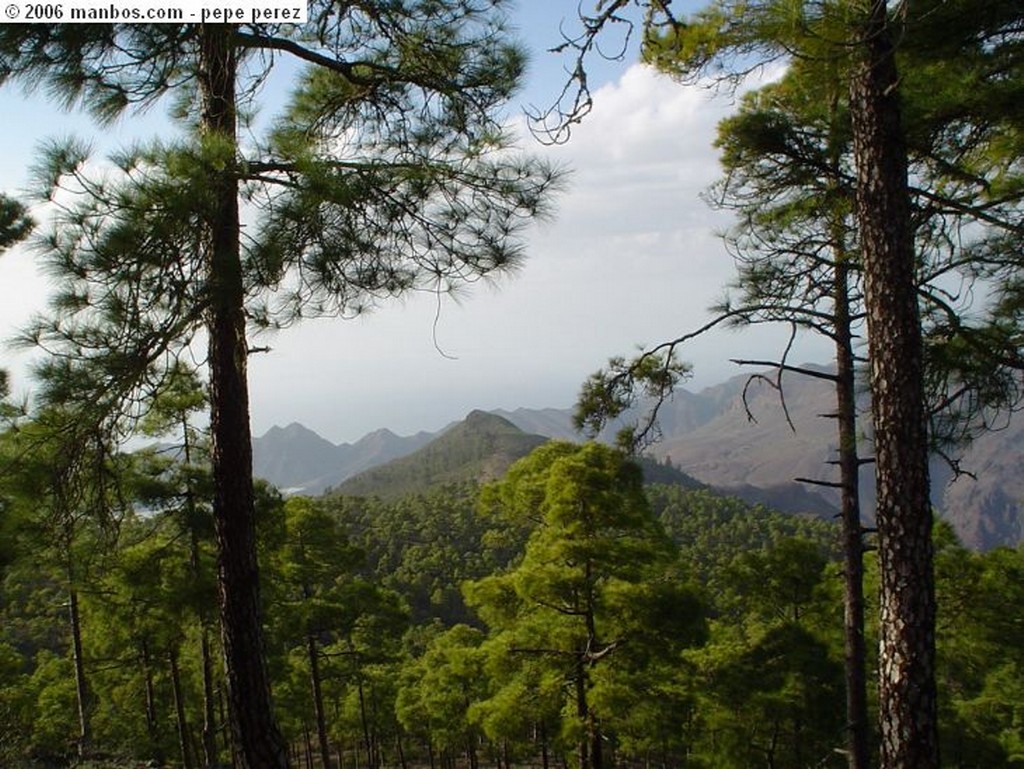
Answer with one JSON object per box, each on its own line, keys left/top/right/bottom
{"left": 334, "top": 411, "right": 546, "bottom": 498}
{"left": 462, "top": 410, "right": 522, "bottom": 432}
{"left": 261, "top": 422, "right": 330, "bottom": 442}
{"left": 359, "top": 427, "right": 399, "bottom": 443}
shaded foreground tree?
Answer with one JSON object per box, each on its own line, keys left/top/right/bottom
{"left": 0, "top": 9, "right": 557, "bottom": 767}
{"left": 134, "top": 365, "right": 221, "bottom": 767}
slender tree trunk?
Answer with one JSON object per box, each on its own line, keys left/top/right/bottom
{"left": 824, "top": 70, "right": 872, "bottom": 769}
{"left": 142, "top": 638, "right": 161, "bottom": 757}
{"left": 357, "top": 677, "right": 374, "bottom": 769}
{"left": 588, "top": 713, "right": 602, "bottom": 769}
{"left": 198, "top": 24, "right": 289, "bottom": 769}
{"left": 68, "top": 582, "right": 91, "bottom": 758}
{"left": 825, "top": 236, "right": 872, "bottom": 769}
{"left": 849, "top": 2, "right": 938, "bottom": 767}
{"left": 184, "top": 415, "right": 220, "bottom": 769}
{"left": 200, "top": 617, "right": 219, "bottom": 766}
{"left": 307, "top": 635, "right": 332, "bottom": 769}
{"left": 540, "top": 721, "right": 550, "bottom": 769}
{"left": 574, "top": 655, "right": 589, "bottom": 769}
{"left": 579, "top": 562, "right": 603, "bottom": 769}
{"left": 303, "top": 725, "right": 314, "bottom": 769}
{"left": 466, "top": 734, "right": 479, "bottom": 769}
{"left": 170, "top": 647, "right": 195, "bottom": 769}
{"left": 835, "top": 258, "right": 871, "bottom": 769}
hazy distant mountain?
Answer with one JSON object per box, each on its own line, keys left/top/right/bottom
{"left": 935, "top": 420, "right": 1024, "bottom": 548}
{"left": 495, "top": 374, "right": 841, "bottom": 518}
{"left": 650, "top": 371, "right": 852, "bottom": 515}
{"left": 636, "top": 368, "right": 1024, "bottom": 550}
{"left": 253, "top": 366, "right": 1024, "bottom": 549}
{"left": 334, "top": 410, "right": 705, "bottom": 499}
{"left": 491, "top": 384, "right": 737, "bottom": 444}
{"left": 252, "top": 422, "right": 434, "bottom": 495}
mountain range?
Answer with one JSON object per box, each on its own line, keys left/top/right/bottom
{"left": 252, "top": 367, "right": 1024, "bottom": 550}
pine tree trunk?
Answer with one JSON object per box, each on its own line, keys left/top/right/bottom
{"left": 835, "top": 256, "right": 870, "bottom": 769}
{"left": 68, "top": 582, "right": 91, "bottom": 758}
{"left": 170, "top": 647, "right": 195, "bottom": 769}
{"left": 826, "top": 76, "right": 872, "bottom": 769}
{"left": 200, "top": 599, "right": 219, "bottom": 765}
{"left": 307, "top": 634, "right": 332, "bottom": 769}
{"left": 303, "top": 725, "right": 314, "bottom": 769}
{"left": 198, "top": 24, "right": 289, "bottom": 769}
{"left": 357, "top": 677, "right": 374, "bottom": 769}
{"left": 849, "top": 2, "right": 939, "bottom": 767}
{"left": 574, "top": 655, "right": 589, "bottom": 769}
{"left": 184, "top": 416, "right": 219, "bottom": 769}
{"left": 395, "top": 733, "right": 408, "bottom": 769}
{"left": 142, "top": 638, "right": 160, "bottom": 757}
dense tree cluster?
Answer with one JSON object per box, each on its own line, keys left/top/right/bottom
{"left": 1, "top": 438, "right": 1022, "bottom": 769}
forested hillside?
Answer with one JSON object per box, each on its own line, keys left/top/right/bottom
{"left": 254, "top": 371, "right": 1024, "bottom": 549}
{"left": 0, "top": 441, "right": 1020, "bottom": 768}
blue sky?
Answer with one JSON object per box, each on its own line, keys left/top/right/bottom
{"left": 0, "top": 6, "right": 833, "bottom": 444}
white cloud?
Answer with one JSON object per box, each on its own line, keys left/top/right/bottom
{"left": 0, "top": 59, "right": 829, "bottom": 445}
{"left": 247, "top": 63, "right": 831, "bottom": 443}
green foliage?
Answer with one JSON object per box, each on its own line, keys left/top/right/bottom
{"left": 688, "top": 622, "right": 845, "bottom": 769}
{"left": 0, "top": 194, "right": 31, "bottom": 252}
{"left": 0, "top": 432, "right": 1022, "bottom": 766}
{"left": 395, "top": 624, "right": 489, "bottom": 754}
{"left": 936, "top": 539, "right": 1024, "bottom": 766}
{"left": 722, "top": 537, "right": 830, "bottom": 625}
{"left": 574, "top": 352, "right": 690, "bottom": 451}
{"left": 329, "top": 482, "right": 517, "bottom": 625}
{"left": 465, "top": 443, "right": 708, "bottom": 769}
{"left": 648, "top": 484, "right": 838, "bottom": 584}
{"left": 23, "top": 651, "right": 78, "bottom": 757}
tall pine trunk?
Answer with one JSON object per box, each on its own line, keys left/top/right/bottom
{"left": 834, "top": 258, "right": 870, "bottom": 769}
{"left": 849, "top": 2, "right": 939, "bottom": 767}
{"left": 183, "top": 417, "right": 220, "bottom": 768}
{"left": 170, "top": 647, "right": 194, "bottom": 769}
{"left": 198, "top": 24, "right": 289, "bottom": 769}
{"left": 68, "top": 581, "right": 91, "bottom": 758}
{"left": 199, "top": 625, "right": 219, "bottom": 767}
{"left": 307, "top": 634, "right": 332, "bottom": 769}
{"left": 357, "top": 676, "right": 375, "bottom": 769}
{"left": 824, "top": 77, "right": 871, "bottom": 769}
{"left": 141, "top": 638, "right": 160, "bottom": 758}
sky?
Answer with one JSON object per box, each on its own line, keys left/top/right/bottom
{"left": 0, "top": 6, "right": 833, "bottom": 445}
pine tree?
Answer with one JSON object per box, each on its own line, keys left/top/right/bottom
{"left": 0, "top": 10, "right": 557, "bottom": 768}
